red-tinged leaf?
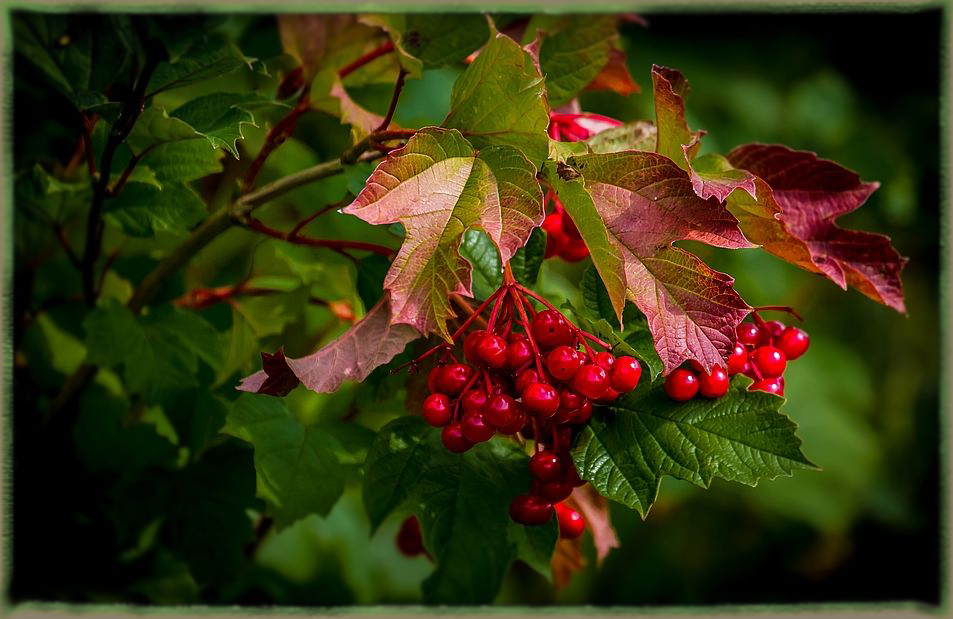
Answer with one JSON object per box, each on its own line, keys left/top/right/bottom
{"left": 727, "top": 143, "right": 907, "bottom": 313}
{"left": 652, "top": 66, "right": 756, "bottom": 202}
{"left": 550, "top": 536, "right": 585, "bottom": 591}
{"left": 329, "top": 77, "right": 386, "bottom": 139}
{"left": 342, "top": 127, "right": 543, "bottom": 339}
{"left": 238, "top": 296, "right": 419, "bottom": 395}
{"left": 544, "top": 152, "right": 752, "bottom": 374}
{"left": 278, "top": 15, "right": 355, "bottom": 83}
{"left": 568, "top": 485, "right": 619, "bottom": 566}
{"left": 585, "top": 48, "right": 640, "bottom": 96}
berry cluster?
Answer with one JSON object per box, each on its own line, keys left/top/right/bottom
{"left": 542, "top": 110, "right": 623, "bottom": 263}
{"left": 410, "top": 276, "right": 642, "bottom": 527}
{"left": 664, "top": 311, "right": 809, "bottom": 401}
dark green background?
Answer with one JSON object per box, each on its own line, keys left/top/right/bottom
{"left": 9, "top": 9, "right": 942, "bottom": 608}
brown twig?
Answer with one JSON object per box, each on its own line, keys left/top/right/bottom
{"left": 338, "top": 40, "right": 395, "bottom": 79}
{"left": 376, "top": 68, "right": 408, "bottom": 132}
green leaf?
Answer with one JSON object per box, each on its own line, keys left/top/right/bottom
{"left": 15, "top": 165, "right": 92, "bottom": 223}
{"left": 587, "top": 121, "right": 657, "bottom": 154}
{"left": 356, "top": 254, "right": 391, "bottom": 311}
{"left": 363, "top": 417, "right": 558, "bottom": 604}
{"left": 573, "top": 376, "right": 816, "bottom": 517}
{"left": 510, "top": 227, "right": 546, "bottom": 286}
{"left": 460, "top": 229, "right": 502, "bottom": 300}
{"left": 144, "top": 306, "right": 225, "bottom": 373}
{"left": 147, "top": 36, "right": 251, "bottom": 97}
{"left": 126, "top": 107, "right": 201, "bottom": 155}
{"left": 162, "top": 389, "right": 228, "bottom": 457}
{"left": 74, "top": 385, "right": 178, "bottom": 476}
{"left": 443, "top": 28, "right": 550, "bottom": 167}
{"left": 362, "top": 14, "right": 490, "bottom": 78}
{"left": 146, "top": 140, "right": 224, "bottom": 183}
{"left": 104, "top": 182, "right": 206, "bottom": 237}
{"left": 13, "top": 14, "right": 91, "bottom": 101}
{"left": 524, "top": 15, "right": 618, "bottom": 106}
{"left": 223, "top": 395, "right": 353, "bottom": 529}
{"left": 171, "top": 92, "right": 266, "bottom": 158}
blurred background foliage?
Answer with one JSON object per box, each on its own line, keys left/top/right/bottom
{"left": 10, "top": 9, "right": 941, "bottom": 608}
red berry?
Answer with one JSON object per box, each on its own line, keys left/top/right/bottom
{"left": 477, "top": 334, "right": 508, "bottom": 369}
{"left": 509, "top": 494, "right": 554, "bottom": 526}
{"left": 531, "top": 310, "right": 574, "bottom": 350}
{"left": 546, "top": 346, "right": 583, "bottom": 380}
{"left": 506, "top": 339, "right": 533, "bottom": 369}
{"left": 522, "top": 382, "right": 560, "bottom": 418}
{"left": 595, "top": 387, "right": 620, "bottom": 403}
{"left": 761, "top": 320, "right": 786, "bottom": 344}
{"left": 461, "top": 412, "right": 495, "bottom": 443}
{"left": 727, "top": 343, "right": 747, "bottom": 375}
{"left": 558, "top": 239, "right": 590, "bottom": 262}
{"left": 555, "top": 503, "right": 585, "bottom": 539}
{"left": 464, "top": 330, "right": 487, "bottom": 364}
{"left": 537, "top": 481, "right": 573, "bottom": 502}
{"left": 557, "top": 387, "right": 586, "bottom": 412}
{"left": 552, "top": 408, "right": 576, "bottom": 425}
{"left": 484, "top": 394, "right": 518, "bottom": 429}
{"left": 778, "top": 326, "right": 809, "bottom": 360}
{"left": 593, "top": 351, "right": 616, "bottom": 372}
{"left": 571, "top": 364, "right": 609, "bottom": 399}
{"left": 441, "top": 423, "right": 474, "bottom": 453}
{"left": 460, "top": 389, "right": 487, "bottom": 415}
{"left": 515, "top": 368, "right": 541, "bottom": 395}
{"left": 664, "top": 368, "right": 699, "bottom": 401}
{"left": 529, "top": 451, "right": 562, "bottom": 482}
{"left": 610, "top": 356, "right": 641, "bottom": 392}
{"left": 396, "top": 516, "right": 425, "bottom": 557}
{"left": 751, "top": 346, "right": 786, "bottom": 378}
{"left": 572, "top": 400, "right": 593, "bottom": 424}
{"left": 698, "top": 365, "right": 730, "bottom": 398}
{"left": 737, "top": 322, "right": 762, "bottom": 347}
{"left": 422, "top": 393, "right": 452, "bottom": 427}
{"left": 750, "top": 377, "right": 784, "bottom": 396}
{"left": 496, "top": 409, "right": 527, "bottom": 435}
{"left": 436, "top": 363, "right": 473, "bottom": 396}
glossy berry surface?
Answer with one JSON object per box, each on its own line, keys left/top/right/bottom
{"left": 664, "top": 368, "right": 699, "bottom": 401}
{"left": 761, "top": 320, "right": 786, "bottom": 343}
{"left": 727, "top": 343, "right": 747, "bottom": 375}
{"left": 522, "top": 382, "right": 560, "bottom": 417}
{"left": 461, "top": 412, "right": 495, "bottom": 443}
{"left": 571, "top": 364, "right": 609, "bottom": 399}
{"left": 593, "top": 351, "right": 616, "bottom": 372}
{"left": 555, "top": 503, "right": 585, "bottom": 539}
{"left": 484, "top": 394, "right": 518, "bottom": 428}
{"left": 752, "top": 346, "right": 786, "bottom": 378}
{"left": 531, "top": 310, "right": 573, "bottom": 349}
{"left": 460, "top": 389, "right": 487, "bottom": 415}
{"left": 610, "top": 356, "right": 641, "bottom": 392}
{"left": 737, "top": 322, "right": 762, "bottom": 346}
{"left": 441, "top": 423, "right": 474, "bottom": 453}
{"left": 422, "top": 393, "right": 452, "bottom": 427}
{"left": 571, "top": 400, "right": 593, "bottom": 424}
{"left": 463, "top": 330, "right": 487, "bottom": 364}
{"left": 698, "top": 365, "right": 730, "bottom": 398}
{"left": 496, "top": 409, "right": 526, "bottom": 435}
{"left": 546, "top": 346, "right": 583, "bottom": 380}
{"left": 514, "top": 368, "right": 541, "bottom": 395}
{"left": 436, "top": 363, "right": 473, "bottom": 396}
{"left": 528, "top": 451, "right": 562, "bottom": 482}
{"left": 506, "top": 339, "right": 533, "bottom": 369}
{"left": 537, "top": 481, "right": 573, "bottom": 502}
{"left": 750, "top": 377, "right": 785, "bottom": 396}
{"left": 477, "top": 334, "right": 509, "bottom": 369}
{"left": 778, "top": 326, "right": 810, "bottom": 360}
{"left": 509, "top": 494, "right": 554, "bottom": 526}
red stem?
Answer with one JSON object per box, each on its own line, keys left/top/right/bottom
{"left": 338, "top": 40, "right": 395, "bottom": 79}
{"left": 509, "top": 287, "right": 546, "bottom": 378}
{"left": 376, "top": 68, "right": 408, "bottom": 133}
{"left": 752, "top": 305, "right": 803, "bottom": 322}
{"left": 515, "top": 284, "right": 611, "bottom": 349}
{"left": 243, "top": 217, "right": 393, "bottom": 256}
{"left": 243, "top": 94, "right": 311, "bottom": 189}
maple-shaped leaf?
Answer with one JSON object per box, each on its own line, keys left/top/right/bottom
{"left": 237, "top": 295, "right": 419, "bottom": 395}
{"left": 652, "top": 66, "right": 756, "bottom": 203}
{"left": 727, "top": 143, "right": 907, "bottom": 313}
{"left": 342, "top": 127, "right": 543, "bottom": 338}
{"left": 544, "top": 152, "right": 752, "bottom": 374}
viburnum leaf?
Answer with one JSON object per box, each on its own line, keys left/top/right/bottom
{"left": 341, "top": 127, "right": 543, "bottom": 338}
{"left": 651, "top": 66, "right": 757, "bottom": 203}
{"left": 145, "top": 140, "right": 224, "bottom": 183}
{"left": 237, "top": 295, "right": 419, "bottom": 396}
{"left": 223, "top": 394, "right": 358, "bottom": 529}
{"left": 460, "top": 229, "right": 503, "bottom": 300}
{"left": 587, "top": 120, "right": 656, "bottom": 154}
{"left": 322, "top": 74, "right": 386, "bottom": 140}
{"left": 170, "top": 93, "right": 265, "bottom": 158}
{"left": 509, "top": 227, "right": 547, "bottom": 286}
{"left": 521, "top": 15, "right": 619, "bottom": 106}
{"left": 544, "top": 152, "right": 752, "bottom": 374}
{"left": 104, "top": 182, "right": 206, "bottom": 237}
{"left": 443, "top": 27, "right": 550, "bottom": 166}
{"left": 363, "top": 417, "right": 558, "bottom": 604}
{"left": 361, "top": 14, "right": 490, "bottom": 78}
{"left": 277, "top": 14, "right": 355, "bottom": 82}
{"left": 573, "top": 376, "right": 816, "bottom": 517}
{"left": 727, "top": 143, "right": 907, "bottom": 313}
{"left": 147, "top": 36, "right": 252, "bottom": 97}
{"left": 584, "top": 47, "right": 640, "bottom": 96}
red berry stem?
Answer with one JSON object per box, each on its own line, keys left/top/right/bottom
{"left": 509, "top": 287, "right": 548, "bottom": 378}
{"left": 751, "top": 305, "right": 803, "bottom": 322}
{"left": 515, "top": 284, "right": 611, "bottom": 349}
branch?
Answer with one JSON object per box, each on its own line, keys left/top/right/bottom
{"left": 242, "top": 94, "right": 311, "bottom": 189}
{"left": 375, "top": 68, "right": 408, "bottom": 132}
{"left": 241, "top": 217, "right": 394, "bottom": 256}
{"left": 337, "top": 40, "right": 395, "bottom": 79}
